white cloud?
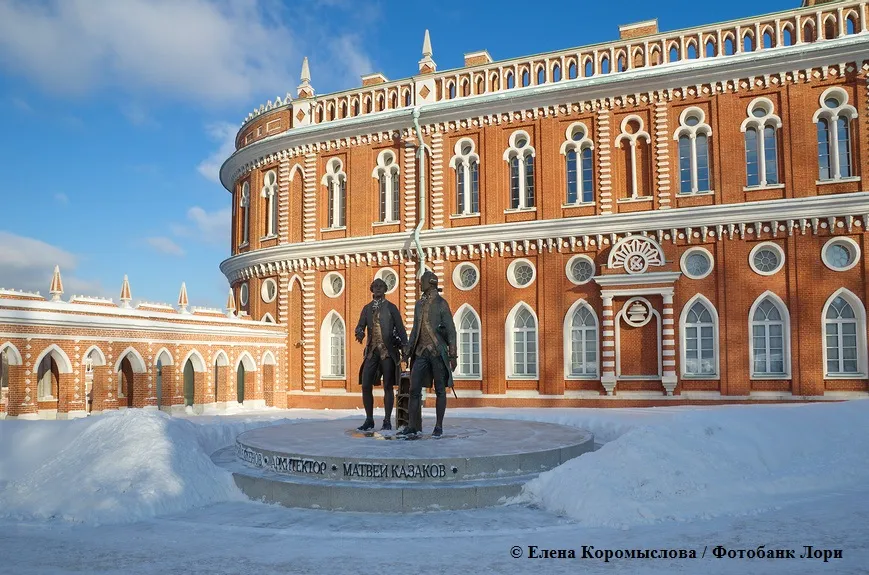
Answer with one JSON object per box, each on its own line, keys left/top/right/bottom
{"left": 54, "top": 193, "right": 69, "bottom": 205}
{"left": 197, "top": 122, "right": 238, "bottom": 183}
{"left": 0, "top": 0, "right": 376, "bottom": 106}
{"left": 121, "top": 102, "right": 157, "bottom": 127}
{"left": 171, "top": 206, "right": 231, "bottom": 245}
{"left": 0, "top": 231, "right": 105, "bottom": 297}
{"left": 145, "top": 236, "right": 186, "bottom": 256}
{"left": 9, "top": 97, "right": 32, "bottom": 112}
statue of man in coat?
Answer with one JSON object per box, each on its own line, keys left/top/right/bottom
{"left": 398, "top": 270, "right": 457, "bottom": 438}
{"left": 354, "top": 278, "right": 408, "bottom": 431}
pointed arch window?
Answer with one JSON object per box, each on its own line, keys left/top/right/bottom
{"left": 450, "top": 139, "right": 480, "bottom": 215}
{"left": 239, "top": 181, "right": 250, "bottom": 246}
{"left": 615, "top": 115, "right": 651, "bottom": 199}
{"left": 504, "top": 131, "right": 536, "bottom": 210}
{"left": 321, "top": 312, "right": 346, "bottom": 378}
{"left": 0, "top": 349, "right": 8, "bottom": 402}
{"left": 681, "top": 298, "right": 718, "bottom": 377}
{"left": 455, "top": 306, "right": 481, "bottom": 378}
{"left": 261, "top": 169, "right": 278, "bottom": 237}
{"left": 814, "top": 87, "right": 858, "bottom": 181}
{"left": 372, "top": 150, "right": 400, "bottom": 223}
{"left": 823, "top": 292, "right": 867, "bottom": 377}
{"left": 750, "top": 294, "right": 790, "bottom": 378}
{"left": 322, "top": 158, "right": 346, "bottom": 228}
{"left": 560, "top": 122, "right": 595, "bottom": 205}
{"left": 508, "top": 304, "right": 538, "bottom": 378}
{"left": 742, "top": 98, "right": 782, "bottom": 188}
{"left": 565, "top": 302, "right": 598, "bottom": 378}
{"left": 674, "top": 107, "right": 712, "bottom": 194}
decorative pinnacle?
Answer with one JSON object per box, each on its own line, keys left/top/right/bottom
{"left": 225, "top": 287, "right": 236, "bottom": 318}
{"left": 422, "top": 29, "right": 432, "bottom": 58}
{"left": 300, "top": 56, "right": 310, "bottom": 83}
{"left": 297, "top": 57, "right": 314, "bottom": 98}
{"left": 49, "top": 265, "right": 64, "bottom": 301}
{"left": 419, "top": 30, "right": 436, "bottom": 73}
{"left": 177, "top": 282, "right": 189, "bottom": 313}
{"left": 120, "top": 275, "right": 132, "bottom": 308}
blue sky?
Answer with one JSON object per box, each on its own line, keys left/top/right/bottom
{"left": 0, "top": 0, "right": 796, "bottom": 309}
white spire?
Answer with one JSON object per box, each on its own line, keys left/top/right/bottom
{"left": 297, "top": 57, "right": 314, "bottom": 98}
{"left": 419, "top": 29, "right": 436, "bottom": 73}
{"left": 225, "top": 287, "right": 236, "bottom": 318}
{"left": 119, "top": 275, "right": 132, "bottom": 308}
{"left": 301, "top": 56, "right": 310, "bottom": 83}
{"left": 177, "top": 282, "right": 189, "bottom": 313}
{"left": 49, "top": 265, "right": 64, "bottom": 301}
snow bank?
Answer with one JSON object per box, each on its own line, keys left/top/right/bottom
{"left": 0, "top": 410, "right": 255, "bottom": 525}
{"left": 520, "top": 401, "right": 869, "bottom": 528}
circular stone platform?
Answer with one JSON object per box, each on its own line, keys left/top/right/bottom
{"left": 211, "top": 418, "right": 594, "bottom": 512}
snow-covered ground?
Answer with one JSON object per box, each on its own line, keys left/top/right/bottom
{"left": 1, "top": 401, "right": 867, "bottom": 574}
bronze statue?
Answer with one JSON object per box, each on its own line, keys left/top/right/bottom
{"left": 398, "top": 270, "right": 457, "bottom": 437}
{"left": 354, "top": 278, "right": 408, "bottom": 431}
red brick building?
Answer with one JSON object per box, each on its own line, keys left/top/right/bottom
{"left": 3, "top": 0, "right": 867, "bottom": 416}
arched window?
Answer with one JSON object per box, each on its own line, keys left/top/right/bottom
{"left": 600, "top": 56, "right": 610, "bottom": 74}
{"left": 846, "top": 14, "right": 857, "bottom": 35}
{"left": 317, "top": 105, "right": 324, "bottom": 123}
{"left": 824, "top": 16, "right": 836, "bottom": 40}
{"left": 584, "top": 59, "right": 593, "bottom": 77}
{"left": 536, "top": 67, "right": 545, "bottom": 85}
{"left": 565, "top": 302, "right": 598, "bottom": 377}
{"left": 742, "top": 98, "right": 782, "bottom": 188}
{"left": 475, "top": 76, "right": 484, "bottom": 94}
{"left": 352, "top": 99, "right": 359, "bottom": 116}
{"left": 743, "top": 34, "right": 755, "bottom": 52}
{"left": 390, "top": 92, "right": 398, "bottom": 109}
{"left": 615, "top": 116, "right": 652, "bottom": 199}
{"left": 552, "top": 64, "right": 561, "bottom": 82}
{"left": 0, "top": 349, "right": 8, "bottom": 403}
{"left": 561, "top": 122, "right": 595, "bottom": 204}
{"left": 724, "top": 37, "right": 735, "bottom": 55}
{"left": 455, "top": 305, "right": 481, "bottom": 378}
{"left": 705, "top": 40, "right": 716, "bottom": 57}
{"left": 448, "top": 82, "right": 456, "bottom": 99}
{"left": 508, "top": 304, "right": 538, "bottom": 378}
{"left": 450, "top": 139, "right": 480, "bottom": 215}
{"left": 750, "top": 294, "right": 790, "bottom": 378}
{"left": 687, "top": 44, "right": 697, "bottom": 59}
{"left": 373, "top": 150, "right": 400, "bottom": 223}
{"left": 669, "top": 46, "right": 679, "bottom": 62}
{"left": 504, "top": 131, "right": 535, "bottom": 209}
{"left": 404, "top": 90, "right": 412, "bottom": 106}
{"left": 239, "top": 181, "right": 250, "bottom": 246}
{"left": 340, "top": 101, "right": 347, "bottom": 118}
{"left": 322, "top": 158, "right": 346, "bottom": 228}
{"left": 377, "top": 94, "right": 385, "bottom": 111}
{"left": 322, "top": 313, "right": 345, "bottom": 377}
{"left": 804, "top": 21, "right": 816, "bottom": 42}
{"left": 674, "top": 107, "right": 712, "bottom": 194}
{"left": 763, "top": 31, "right": 774, "bottom": 49}
{"left": 814, "top": 88, "right": 858, "bottom": 181}
{"left": 783, "top": 27, "right": 794, "bottom": 46}
{"left": 681, "top": 298, "right": 718, "bottom": 377}
{"left": 506, "top": 72, "right": 515, "bottom": 89}
{"left": 521, "top": 69, "right": 530, "bottom": 87}
{"left": 261, "top": 169, "right": 278, "bottom": 237}
{"left": 823, "top": 291, "right": 867, "bottom": 376}
{"left": 568, "top": 62, "right": 577, "bottom": 79}
{"left": 461, "top": 79, "right": 469, "bottom": 97}
{"left": 364, "top": 97, "right": 372, "bottom": 114}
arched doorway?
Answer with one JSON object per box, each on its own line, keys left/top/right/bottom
{"left": 183, "top": 359, "right": 195, "bottom": 407}
{"left": 156, "top": 359, "right": 163, "bottom": 408}
{"left": 120, "top": 357, "right": 134, "bottom": 407}
{"left": 82, "top": 347, "right": 106, "bottom": 415}
{"left": 37, "top": 356, "right": 59, "bottom": 403}
{"left": 237, "top": 363, "right": 245, "bottom": 404}
{"left": 0, "top": 348, "right": 8, "bottom": 406}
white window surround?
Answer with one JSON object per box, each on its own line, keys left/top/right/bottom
{"left": 261, "top": 169, "right": 278, "bottom": 237}
{"left": 680, "top": 247, "right": 715, "bottom": 280}
{"left": 320, "top": 311, "right": 346, "bottom": 379}
{"left": 822, "top": 288, "right": 868, "bottom": 379}
{"left": 239, "top": 283, "right": 249, "bottom": 306}
{"left": 507, "top": 258, "right": 537, "bottom": 289}
{"left": 322, "top": 272, "right": 345, "bottom": 298}
{"left": 260, "top": 278, "right": 277, "bottom": 303}
{"left": 673, "top": 107, "right": 713, "bottom": 194}
{"left": 614, "top": 115, "right": 651, "bottom": 200}
{"left": 821, "top": 236, "right": 861, "bottom": 272}
{"left": 452, "top": 262, "right": 480, "bottom": 291}
{"left": 239, "top": 181, "right": 250, "bottom": 246}
{"left": 679, "top": 294, "right": 720, "bottom": 379}
{"left": 565, "top": 254, "right": 596, "bottom": 285}
{"left": 741, "top": 97, "right": 782, "bottom": 189}
{"left": 505, "top": 301, "right": 539, "bottom": 380}
{"left": 748, "top": 290, "right": 791, "bottom": 379}
{"left": 450, "top": 138, "right": 481, "bottom": 216}
{"left": 503, "top": 130, "right": 536, "bottom": 210}
{"left": 749, "top": 242, "right": 785, "bottom": 276}
{"left": 813, "top": 87, "right": 858, "bottom": 182}
{"left": 614, "top": 297, "right": 662, "bottom": 380}
{"left": 560, "top": 122, "right": 595, "bottom": 206}
{"left": 321, "top": 158, "right": 347, "bottom": 229}
{"left": 453, "top": 303, "right": 482, "bottom": 380}
{"left": 563, "top": 299, "right": 599, "bottom": 379}
{"left": 372, "top": 150, "right": 400, "bottom": 223}
{"left": 375, "top": 267, "right": 399, "bottom": 294}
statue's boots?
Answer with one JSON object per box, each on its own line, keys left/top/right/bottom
{"left": 357, "top": 419, "right": 375, "bottom": 431}
{"left": 432, "top": 426, "right": 443, "bottom": 437}
{"left": 396, "top": 426, "right": 419, "bottom": 437}
{"left": 380, "top": 419, "right": 392, "bottom": 431}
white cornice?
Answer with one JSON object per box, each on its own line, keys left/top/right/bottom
{"left": 220, "top": 36, "right": 869, "bottom": 190}
{"left": 594, "top": 272, "right": 682, "bottom": 286}
{"left": 219, "top": 192, "right": 869, "bottom": 281}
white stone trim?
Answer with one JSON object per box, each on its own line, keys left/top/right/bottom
{"left": 821, "top": 236, "right": 861, "bottom": 271}
{"left": 821, "top": 288, "right": 868, "bottom": 378}
{"left": 505, "top": 301, "right": 539, "bottom": 380}
{"left": 260, "top": 278, "right": 278, "bottom": 303}
{"left": 679, "top": 293, "right": 720, "bottom": 379}
{"left": 322, "top": 272, "right": 345, "bottom": 298}
{"left": 507, "top": 258, "right": 537, "bottom": 289}
{"left": 748, "top": 290, "right": 791, "bottom": 379}
{"left": 565, "top": 254, "right": 596, "bottom": 285}
{"left": 452, "top": 262, "right": 480, "bottom": 291}
{"left": 563, "top": 299, "right": 599, "bottom": 379}
{"left": 453, "top": 303, "right": 483, "bottom": 380}
{"left": 749, "top": 241, "right": 785, "bottom": 276}
{"left": 375, "top": 267, "right": 400, "bottom": 293}
{"left": 680, "top": 247, "right": 715, "bottom": 280}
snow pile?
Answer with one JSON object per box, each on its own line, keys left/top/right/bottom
{"left": 0, "top": 410, "right": 250, "bottom": 525}
{"left": 521, "top": 401, "right": 869, "bottom": 528}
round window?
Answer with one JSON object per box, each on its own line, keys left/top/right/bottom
{"left": 749, "top": 243, "right": 785, "bottom": 276}
{"left": 566, "top": 255, "right": 595, "bottom": 285}
{"left": 453, "top": 263, "right": 480, "bottom": 291}
{"left": 323, "top": 273, "right": 345, "bottom": 298}
{"left": 261, "top": 278, "right": 277, "bottom": 303}
{"left": 239, "top": 283, "right": 249, "bottom": 306}
{"left": 376, "top": 268, "right": 398, "bottom": 293}
{"left": 822, "top": 237, "right": 861, "bottom": 272}
{"left": 680, "top": 248, "right": 714, "bottom": 280}
{"left": 508, "top": 259, "right": 536, "bottom": 288}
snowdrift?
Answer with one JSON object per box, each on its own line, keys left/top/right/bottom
{"left": 520, "top": 401, "right": 869, "bottom": 528}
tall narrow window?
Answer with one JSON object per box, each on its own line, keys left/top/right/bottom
{"left": 372, "top": 150, "right": 400, "bottom": 223}
{"left": 0, "top": 349, "right": 8, "bottom": 403}
{"left": 673, "top": 107, "right": 712, "bottom": 194}
{"left": 750, "top": 294, "right": 790, "bottom": 377}
{"left": 742, "top": 98, "right": 782, "bottom": 188}
{"left": 823, "top": 292, "right": 866, "bottom": 376}
{"left": 566, "top": 303, "right": 598, "bottom": 377}
{"left": 450, "top": 139, "right": 480, "bottom": 215}
{"left": 561, "top": 123, "right": 595, "bottom": 205}
{"left": 455, "top": 306, "right": 481, "bottom": 378}
{"left": 504, "top": 131, "right": 536, "bottom": 209}
{"left": 322, "top": 158, "right": 346, "bottom": 228}
{"left": 239, "top": 181, "right": 250, "bottom": 245}
{"left": 814, "top": 88, "right": 857, "bottom": 181}
{"left": 321, "top": 312, "right": 346, "bottom": 377}
{"left": 261, "top": 169, "right": 278, "bottom": 237}
{"left": 682, "top": 299, "right": 717, "bottom": 377}
{"left": 615, "top": 116, "right": 652, "bottom": 199}
{"left": 509, "top": 304, "right": 538, "bottom": 377}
